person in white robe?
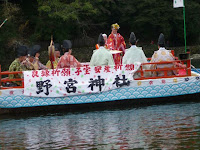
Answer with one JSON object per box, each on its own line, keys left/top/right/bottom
{"left": 150, "top": 33, "right": 176, "bottom": 77}
{"left": 90, "top": 34, "right": 115, "bottom": 66}
{"left": 123, "top": 32, "right": 150, "bottom": 78}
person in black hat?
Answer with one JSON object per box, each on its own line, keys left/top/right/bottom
{"left": 122, "top": 32, "right": 150, "bottom": 78}
{"left": 46, "top": 43, "right": 61, "bottom": 69}
{"left": 150, "top": 33, "right": 176, "bottom": 77}
{"left": 57, "top": 40, "right": 82, "bottom": 68}
{"left": 8, "top": 45, "right": 28, "bottom": 86}
{"left": 28, "top": 45, "right": 47, "bottom": 70}
{"left": 90, "top": 33, "right": 114, "bottom": 66}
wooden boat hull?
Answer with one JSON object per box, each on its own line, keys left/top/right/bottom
{"left": 1, "top": 92, "right": 200, "bottom": 115}
{"left": 0, "top": 72, "right": 200, "bottom": 114}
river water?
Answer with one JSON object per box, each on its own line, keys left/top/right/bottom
{"left": 0, "top": 101, "right": 199, "bottom": 150}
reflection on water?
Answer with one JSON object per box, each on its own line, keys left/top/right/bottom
{"left": 191, "top": 59, "right": 200, "bottom": 68}
{"left": 0, "top": 102, "right": 200, "bottom": 149}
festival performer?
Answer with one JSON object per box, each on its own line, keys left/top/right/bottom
{"left": 107, "top": 23, "right": 126, "bottom": 64}
{"left": 102, "top": 33, "right": 108, "bottom": 48}
{"left": 8, "top": 45, "right": 29, "bottom": 86}
{"left": 123, "top": 32, "right": 150, "bottom": 78}
{"left": 94, "top": 33, "right": 108, "bottom": 52}
{"left": 150, "top": 33, "right": 176, "bottom": 77}
{"left": 28, "top": 45, "right": 47, "bottom": 70}
{"left": 57, "top": 40, "right": 82, "bottom": 68}
{"left": 46, "top": 43, "right": 60, "bottom": 69}
{"left": 90, "top": 34, "right": 115, "bottom": 66}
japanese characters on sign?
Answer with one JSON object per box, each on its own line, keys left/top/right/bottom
{"left": 24, "top": 64, "right": 140, "bottom": 97}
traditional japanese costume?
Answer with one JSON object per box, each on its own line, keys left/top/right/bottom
{"left": 123, "top": 32, "right": 150, "bottom": 78}
{"left": 150, "top": 33, "right": 176, "bottom": 77}
{"left": 90, "top": 34, "right": 115, "bottom": 66}
{"left": 46, "top": 43, "right": 60, "bottom": 69}
{"left": 29, "top": 45, "right": 47, "bottom": 70}
{"left": 107, "top": 23, "right": 126, "bottom": 65}
{"left": 9, "top": 45, "right": 28, "bottom": 85}
{"left": 57, "top": 40, "right": 82, "bottom": 68}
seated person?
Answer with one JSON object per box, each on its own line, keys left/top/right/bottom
{"left": 90, "top": 33, "right": 115, "bottom": 66}
{"left": 46, "top": 43, "right": 61, "bottom": 69}
{"left": 94, "top": 33, "right": 108, "bottom": 53}
{"left": 150, "top": 33, "right": 176, "bottom": 77}
{"left": 57, "top": 40, "right": 82, "bottom": 68}
{"left": 122, "top": 32, "right": 150, "bottom": 78}
{"left": 8, "top": 45, "right": 28, "bottom": 86}
{"left": 28, "top": 45, "right": 47, "bottom": 70}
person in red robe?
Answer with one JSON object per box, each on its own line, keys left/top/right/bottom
{"left": 107, "top": 23, "right": 126, "bottom": 64}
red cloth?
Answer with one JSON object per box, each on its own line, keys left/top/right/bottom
{"left": 57, "top": 52, "right": 82, "bottom": 68}
{"left": 107, "top": 33, "right": 126, "bottom": 64}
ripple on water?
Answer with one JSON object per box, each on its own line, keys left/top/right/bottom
{"left": 0, "top": 102, "right": 199, "bottom": 149}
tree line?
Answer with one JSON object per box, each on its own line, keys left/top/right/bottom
{"left": 0, "top": 0, "right": 200, "bottom": 69}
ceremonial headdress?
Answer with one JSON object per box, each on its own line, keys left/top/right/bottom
{"left": 98, "top": 33, "right": 105, "bottom": 46}
{"left": 17, "top": 45, "right": 28, "bottom": 57}
{"left": 158, "top": 33, "right": 165, "bottom": 47}
{"left": 62, "top": 40, "right": 72, "bottom": 50}
{"left": 54, "top": 43, "right": 60, "bottom": 51}
{"left": 28, "top": 45, "right": 41, "bottom": 57}
{"left": 111, "top": 23, "right": 120, "bottom": 30}
{"left": 129, "top": 32, "right": 137, "bottom": 45}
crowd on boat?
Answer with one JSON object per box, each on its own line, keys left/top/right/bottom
{"left": 7, "top": 23, "right": 176, "bottom": 86}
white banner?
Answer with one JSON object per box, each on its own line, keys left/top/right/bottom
{"left": 24, "top": 63, "right": 141, "bottom": 97}
{"left": 173, "top": 0, "right": 184, "bottom": 8}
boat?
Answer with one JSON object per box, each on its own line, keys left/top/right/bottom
{"left": 0, "top": 53, "right": 200, "bottom": 114}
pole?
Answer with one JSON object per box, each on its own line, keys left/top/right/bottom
{"left": 0, "top": 18, "right": 8, "bottom": 28}
{"left": 183, "top": 0, "right": 187, "bottom": 53}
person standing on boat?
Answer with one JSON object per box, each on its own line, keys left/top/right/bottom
{"left": 123, "top": 32, "right": 150, "bottom": 77}
{"left": 90, "top": 34, "right": 115, "bottom": 66}
{"left": 107, "top": 23, "right": 126, "bottom": 65}
{"left": 28, "top": 45, "right": 47, "bottom": 70}
{"left": 46, "top": 43, "right": 61, "bottom": 69}
{"left": 57, "top": 40, "right": 82, "bottom": 68}
{"left": 150, "top": 33, "right": 176, "bottom": 77}
{"left": 8, "top": 45, "right": 29, "bottom": 86}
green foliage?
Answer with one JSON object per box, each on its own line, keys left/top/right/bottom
{"left": 35, "top": 0, "right": 97, "bottom": 41}
{"left": 0, "top": 0, "right": 200, "bottom": 71}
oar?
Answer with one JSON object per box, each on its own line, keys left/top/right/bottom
{"left": 48, "top": 36, "right": 55, "bottom": 69}
{"left": 0, "top": 18, "right": 8, "bottom": 28}
{"left": 191, "top": 65, "right": 200, "bottom": 74}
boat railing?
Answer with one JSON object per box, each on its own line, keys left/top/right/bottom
{"left": 0, "top": 65, "right": 24, "bottom": 89}
{"left": 135, "top": 59, "right": 191, "bottom": 80}
{"left": 0, "top": 59, "right": 191, "bottom": 89}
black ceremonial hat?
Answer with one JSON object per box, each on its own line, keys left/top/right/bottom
{"left": 28, "top": 45, "right": 41, "bottom": 57}
{"left": 17, "top": 45, "right": 28, "bottom": 57}
{"left": 98, "top": 33, "right": 105, "bottom": 46}
{"left": 158, "top": 33, "right": 165, "bottom": 47}
{"left": 62, "top": 40, "right": 72, "bottom": 50}
{"left": 54, "top": 43, "right": 60, "bottom": 51}
{"left": 129, "top": 32, "right": 137, "bottom": 45}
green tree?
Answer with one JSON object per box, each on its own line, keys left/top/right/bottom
{"left": 35, "top": 0, "right": 97, "bottom": 41}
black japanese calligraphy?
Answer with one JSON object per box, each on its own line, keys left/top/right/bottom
{"left": 36, "top": 79, "right": 52, "bottom": 95}
{"left": 88, "top": 76, "right": 105, "bottom": 91}
{"left": 64, "top": 78, "right": 78, "bottom": 93}
{"left": 113, "top": 75, "right": 130, "bottom": 87}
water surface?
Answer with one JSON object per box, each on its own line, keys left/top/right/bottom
{"left": 0, "top": 102, "right": 200, "bottom": 149}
